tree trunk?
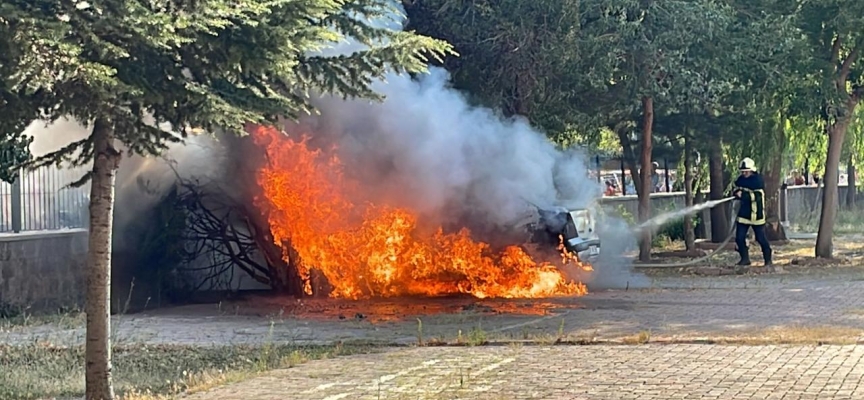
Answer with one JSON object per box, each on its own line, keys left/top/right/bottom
{"left": 616, "top": 127, "right": 643, "bottom": 196}
{"left": 694, "top": 190, "right": 707, "bottom": 239}
{"left": 638, "top": 96, "right": 654, "bottom": 261}
{"left": 762, "top": 135, "right": 787, "bottom": 241}
{"left": 846, "top": 154, "right": 856, "bottom": 209}
{"left": 85, "top": 118, "right": 120, "bottom": 400}
{"left": 708, "top": 134, "right": 728, "bottom": 242}
{"left": 816, "top": 118, "right": 853, "bottom": 258}
{"left": 683, "top": 133, "right": 695, "bottom": 250}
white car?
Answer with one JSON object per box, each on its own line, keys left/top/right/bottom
{"left": 561, "top": 208, "right": 601, "bottom": 262}
{"left": 515, "top": 205, "right": 602, "bottom": 262}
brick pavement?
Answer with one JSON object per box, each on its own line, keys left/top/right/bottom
{"left": 5, "top": 269, "right": 864, "bottom": 399}
{"left": 187, "top": 344, "right": 864, "bottom": 400}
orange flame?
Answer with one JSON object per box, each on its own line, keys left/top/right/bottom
{"left": 252, "top": 125, "right": 587, "bottom": 299}
{"left": 558, "top": 235, "right": 594, "bottom": 272}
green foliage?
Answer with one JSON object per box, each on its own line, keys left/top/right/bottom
{"left": 609, "top": 204, "right": 636, "bottom": 226}
{"left": 657, "top": 214, "right": 700, "bottom": 243}
{"left": 840, "top": 107, "right": 864, "bottom": 171}
{"left": 0, "top": 0, "right": 454, "bottom": 175}
{"left": 403, "top": 0, "right": 593, "bottom": 136}
{"left": 787, "top": 117, "right": 827, "bottom": 174}
{"left": 0, "top": 133, "right": 30, "bottom": 183}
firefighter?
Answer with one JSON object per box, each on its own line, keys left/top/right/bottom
{"left": 732, "top": 157, "right": 772, "bottom": 266}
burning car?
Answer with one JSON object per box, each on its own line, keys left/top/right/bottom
{"left": 514, "top": 205, "right": 602, "bottom": 263}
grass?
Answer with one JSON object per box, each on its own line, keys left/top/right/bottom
{"left": 0, "top": 342, "right": 375, "bottom": 400}
{"left": 621, "top": 330, "right": 652, "bottom": 345}
{"left": 794, "top": 207, "right": 864, "bottom": 235}
{"left": 0, "top": 308, "right": 85, "bottom": 333}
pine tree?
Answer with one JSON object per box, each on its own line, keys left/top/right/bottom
{"left": 0, "top": 1, "right": 451, "bottom": 398}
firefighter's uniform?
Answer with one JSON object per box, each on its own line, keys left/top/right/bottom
{"left": 733, "top": 158, "right": 772, "bottom": 266}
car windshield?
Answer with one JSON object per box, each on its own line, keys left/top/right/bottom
{"left": 568, "top": 210, "right": 593, "bottom": 238}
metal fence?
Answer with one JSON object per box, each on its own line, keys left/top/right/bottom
{"left": 0, "top": 166, "right": 89, "bottom": 233}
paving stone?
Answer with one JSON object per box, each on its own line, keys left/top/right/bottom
{"left": 4, "top": 270, "right": 864, "bottom": 399}
{"left": 184, "top": 344, "right": 864, "bottom": 400}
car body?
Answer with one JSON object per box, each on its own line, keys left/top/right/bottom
{"left": 561, "top": 208, "right": 601, "bottom": 262}
{"left": 514, "top": 204, "right": 602, "bottom": 263}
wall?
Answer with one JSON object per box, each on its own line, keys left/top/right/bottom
{"left": 0, "top": 229, "right": 88, "bottom": 313}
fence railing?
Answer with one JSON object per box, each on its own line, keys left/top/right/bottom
{"left": 0, "top": 166, "right": 89, "bottom": 233}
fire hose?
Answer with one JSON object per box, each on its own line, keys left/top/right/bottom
{"left": 631, "top": 197, "right": 741, "bottom": 269}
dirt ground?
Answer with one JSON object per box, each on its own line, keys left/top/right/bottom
{"left": 635, "top": 235, "right": 864, "bottom": 278}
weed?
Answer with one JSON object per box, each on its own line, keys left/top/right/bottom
{"left": 467, "top": 326, "right": 487, "bottom": 346}
{"left": 622, "top": 330, "right": 651, "bottom": 344}
{"left": 557, "top": 318, "right": 566, "bottom": 341}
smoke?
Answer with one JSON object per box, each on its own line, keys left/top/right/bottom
{"left": 25, "top": 117, "right": 92, "bottom": 159}
{"left": 297, "top": 70, "right": 599, "bottom": 233}
{"left": 589, "top": 215, "right": 650, "bottom": 290}
{"left": 112, "top": 133, "right": 228, "bottom": 248}
{"left": 19, "top": 118, "right": 227, "bottom": 247}
{"left": 291, "top": 7, "right": 602, "bottom": 237}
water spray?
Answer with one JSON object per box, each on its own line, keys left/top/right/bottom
{"left": 633, "top": 196, "right": 736, "bottom": 237}
{"left": 633, "top": 197, "right": 741, "bottom": 269}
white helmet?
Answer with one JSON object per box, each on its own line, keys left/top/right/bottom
{"left": 739, "top": 157, "right": 756, "bottom": 172}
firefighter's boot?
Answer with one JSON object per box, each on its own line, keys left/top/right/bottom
{"left": 731, "top": 247, "right": 749, "bottom": 274}
{"left": 763, "top": 248, "right": 773, "bottom": 266}
{"left": 736, "top": 248, "right": 751, "bottom": 266}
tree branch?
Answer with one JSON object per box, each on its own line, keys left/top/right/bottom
{"left": 838, "top": 46, "right": 860, "bottom": 91}
{"left": 830, "top": 36, "right": 842, "bottom": 66}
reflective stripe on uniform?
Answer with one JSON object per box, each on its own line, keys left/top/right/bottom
{"left": 738, "top": 188, "right": 766, "bottom": 225}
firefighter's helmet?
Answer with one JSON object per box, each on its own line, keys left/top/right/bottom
{"left": 739, "top": 157, "right": 756, "bottom": 172}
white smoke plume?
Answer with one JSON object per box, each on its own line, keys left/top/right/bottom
{"left": 290, "top": 6, "right": 602, "bottom": 236}
{"left": 297, "top": 69, "right": 601, "bottom": 233}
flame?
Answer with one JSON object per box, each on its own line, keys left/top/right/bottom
{"left": 558, "top": 235, "right": 594, "bottom": 272}
{"left": 252, "top": 125, "right": 588, "bottom": 299}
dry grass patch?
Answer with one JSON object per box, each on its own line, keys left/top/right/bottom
{"left": 0, "top": 342, "right": 376, "bottom": 400}
{"left": 720, "top": 325, "right": 863, "bottom": 345}
{"left": 621, "top": 330, "right": 652, "bottom": 344}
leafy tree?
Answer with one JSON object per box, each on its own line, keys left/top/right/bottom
{"left": 578, "top": 0, "right": 750, "bottom": 260}
{"left": 1, "top": 1, "right": 451, "bottom": 398}
{"left": 796, "top": 0, "right": 864, "bottom": 257}
{"left": 0, "top": 15, "right": 44, "bottom": 183}
{"left": 403, "top": 0, "right": 599, "bottom": 138}
{"left": 787, "top": 117, "right": 827, "bottom": 178}
{"left": 842, "top": 108, "right": 864, "bottom": 207}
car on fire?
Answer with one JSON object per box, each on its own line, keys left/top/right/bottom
{"left": 512, "top": 204, "right": 602, "bottom": 263}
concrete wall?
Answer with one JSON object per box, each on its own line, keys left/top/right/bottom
{"left": 0, "top": 229, "right": 88, "bottom": 313}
